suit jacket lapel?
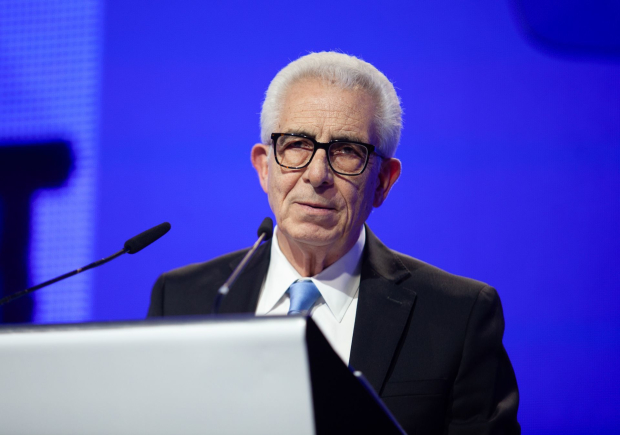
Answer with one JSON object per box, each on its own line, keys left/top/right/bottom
{"left": 219, "top": 240, "right": 271, "bottom": 314}
{"left": 350, "top": 227, "right": 417, "bottom": 395}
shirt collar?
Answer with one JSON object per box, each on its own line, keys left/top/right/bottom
{"left": 257, "top": 226, "right": 365, "bottom": 322}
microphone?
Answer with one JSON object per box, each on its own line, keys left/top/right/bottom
{"left": 256, "top": 217, "right": 274, "bottom": 241}
{"left": 212, "top": 217, "right": 273, "bottom": 314}
{"left": 0, "top": 222, "right": 171, "bottom": 307}
{"left": 124, "top": 222, "right": 171, "bottom": 254}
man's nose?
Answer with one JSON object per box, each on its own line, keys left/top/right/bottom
{"left": 304, "top": 149, "right": 333, "bottom": 187}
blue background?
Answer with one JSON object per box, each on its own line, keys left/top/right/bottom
{"left": 5, "top": 0, "right": 619, "bottom": 433}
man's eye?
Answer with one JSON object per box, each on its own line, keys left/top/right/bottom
{"left": 283, "top": 140, "right": 312, "bottom": 150}
{"left": 333, "top": 144, "right": 363, "bottom": 158}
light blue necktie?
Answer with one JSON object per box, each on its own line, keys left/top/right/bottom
{"left": 287, "top": 280, "right": 321, "bottom": 316}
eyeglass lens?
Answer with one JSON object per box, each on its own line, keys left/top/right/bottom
{"left": 275, "top": 136, "right": 368, "bottom": 175}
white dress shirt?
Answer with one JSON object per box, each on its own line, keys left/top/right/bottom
{"left": 255, "top": 226, "right": 365, "bottom": 364}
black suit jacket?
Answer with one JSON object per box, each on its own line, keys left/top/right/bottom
{"left": 148, "top": 227, "right": 520, "bottom": 434}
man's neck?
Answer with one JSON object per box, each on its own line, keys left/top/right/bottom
{"left": 276, "top": 226, "right": 362, "bottom": 277}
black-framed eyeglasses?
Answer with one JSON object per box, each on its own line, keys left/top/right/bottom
{"left": 271, "top": 133, "right": 380, "bottom": 176}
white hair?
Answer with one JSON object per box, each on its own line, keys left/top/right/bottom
{"left": 260, "top": 52, "right": 403, "bottom": 158}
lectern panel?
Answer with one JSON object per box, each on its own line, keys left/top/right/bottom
{"left": 0, "top": 317, "right": 315, "bottom": 435}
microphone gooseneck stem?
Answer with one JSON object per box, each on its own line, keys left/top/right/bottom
{"left": 0, "top": 248, "right": 128, "bottom": 307}
{"left": 213, "top": 232, "right": 267, "bottom": 314}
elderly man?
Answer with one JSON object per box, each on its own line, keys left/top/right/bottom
{"left": 148, "top": 52, "right": 520, "bottom": 434}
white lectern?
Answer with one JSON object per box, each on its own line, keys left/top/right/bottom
{"left": 0, "top": 316, "right": 405, "bottom": 434}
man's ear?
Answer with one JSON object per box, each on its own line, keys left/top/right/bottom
{"left": 251, "top": 144, "right": 270, "bottom": 194}
{"left": 373, "top": 158, "right": 402, "bottom": 208}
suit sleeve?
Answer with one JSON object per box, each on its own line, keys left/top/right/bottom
{"left": 147, "top": 273, "right": 166, "bottom": 317}
{"left": 446, "top": 286, "right": 520, "bottom": 435}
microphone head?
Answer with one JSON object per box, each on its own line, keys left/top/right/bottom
{"left": 257, "top": 217, "right": 273, "bottom": 241}
{"left": 124, "top": 222, "right": 171, "bottom": 254}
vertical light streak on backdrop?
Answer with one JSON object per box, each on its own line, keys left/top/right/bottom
{"left": 0, "top": 1, "right": 101, "bottom": 322}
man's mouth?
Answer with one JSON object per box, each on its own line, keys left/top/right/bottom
{"left": 299, "top": 202, "right": 334, "bottom": 210}
{"left": 296, "top": 202, "right": 336, "bottom": 213}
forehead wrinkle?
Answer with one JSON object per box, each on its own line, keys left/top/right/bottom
{"left": 283, "top": 103, "right": 372, "bottom": 142}
{"left": 289, "top": 99, "right": 369, "bottom": 123}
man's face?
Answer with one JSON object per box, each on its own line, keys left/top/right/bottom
{"left": 252, "top": 78, "right": 400, "bottom": 258}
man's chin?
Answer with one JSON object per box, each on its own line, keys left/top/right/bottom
{"left": 278, "top": 221, "right": 341, "bottom": 247}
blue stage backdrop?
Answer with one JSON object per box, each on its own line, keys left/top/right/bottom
{"left": 0, "top": 1, "right": 618, "bottom": 434}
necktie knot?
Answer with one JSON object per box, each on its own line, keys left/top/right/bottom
{"left": 287, "top": 280, "right": 321, "bottom": 316}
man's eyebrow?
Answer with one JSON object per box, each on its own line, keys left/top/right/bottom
{"left": 331, "top": 135, "right": 366, "bottom": 143}
{"left": 285, "top": 128, "right": 316, "bottom": 137}
{"left": 284, "top": 129, "right": 366, "bottom": 143}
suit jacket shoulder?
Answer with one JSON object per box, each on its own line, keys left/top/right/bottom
{"left": 147, "top": 243, "right": 269, "bottom": 317}
{"left": 393, "top": 249, "right": 490, "bottom": 297}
